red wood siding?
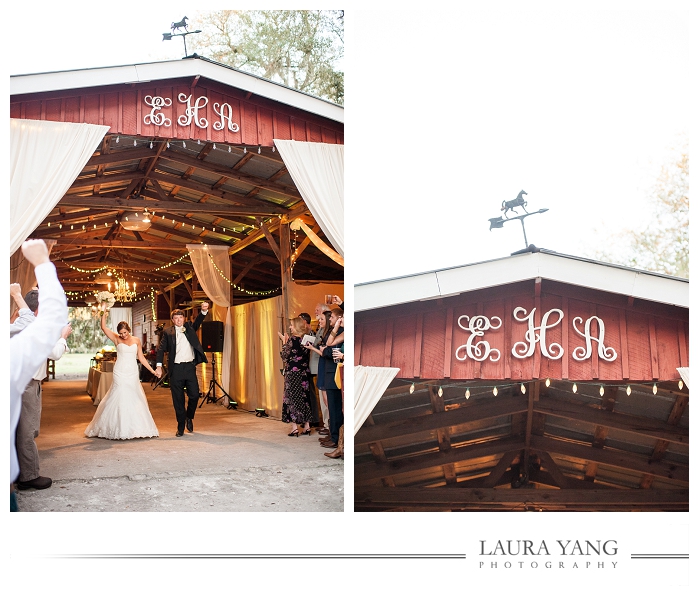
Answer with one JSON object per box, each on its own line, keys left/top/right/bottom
{"left": 355, "top": 280, "right": 688, "bottom": 382}
{"left": 11, "top": 79, "right": 343, "bottom": 146}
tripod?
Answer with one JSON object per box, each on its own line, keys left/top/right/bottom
{"left": 199, "top": 352, "right": 232, "bottom": 408}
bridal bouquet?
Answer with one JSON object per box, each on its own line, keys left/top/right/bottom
{"left": 95, "top": 291, "right": 115, "bottom": 314}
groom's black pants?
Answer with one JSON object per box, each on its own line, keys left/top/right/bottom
{"left": 169, "top": 361, "right": 199, "bottom": 431}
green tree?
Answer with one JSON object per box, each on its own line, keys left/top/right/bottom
{"left": 592, "top": 139, "right": 688, "bottom": 278}
{"left": 67, "top": 307, "right": 111, "bottom": 353}
{"left": 191, "top": 10, "right": 344, "bottom": 104}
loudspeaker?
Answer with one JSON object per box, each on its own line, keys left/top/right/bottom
{"left": 201, "top": 320, "right": 224, "bottom": 352}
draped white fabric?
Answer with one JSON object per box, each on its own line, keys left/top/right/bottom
{"left": 354, "top": 366, "right": 400, "bottom": 436}
{"left": 231, "top": 295, "right": 284, "bottom": 417}
{"left": 10, "top": 118, "right": 110, "bottom": 254}
{"left": 677, "top": 367, "right": 689, "bottom": 388}
{"left": 109, "top": 307, "right": 132, "bottom": 334}
{"left": 187, "top": 244, "right": 233, "bottom": 391}
{"left": 273, "top": 140, "right": 344, "bottom": 256}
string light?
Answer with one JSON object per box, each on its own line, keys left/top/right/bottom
{"left": 599, "top": 385, "right": 605, "bottom": 397}
{"left": 626, "top": 385, "right": 632, "bottom": 396}
{"left": 493, "top": 386, "right": 498, "bottom": 396}
{"left": 520, "top": 383, "right": 526, "bottom": 394}
{"left": 409, "top": 383, "right": 415, "bottom": 394}
{"left": 572, "top": 383, "right": 578, "bottom": 394}
{"left": 206, "top": 251, "right": 279, "bottom": 296}
{"left": 545, "top": 378, "right": 551, "bottom": 387}
{"left": 465, "top": 388, "right": 470, "bottom": 399}
{"left": 150, "top": 287, "right": 157, "bottom": 321}
{"left": 438, "top": 386, "right": 443, "bottom": 397}
{"left": 678, "top": 380, "right": 684, "bottom": 390}
{"left": 652, "top": 383, "right": 658, "bottom": 395}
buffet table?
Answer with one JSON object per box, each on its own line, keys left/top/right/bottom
{"left": 86, "top": 367, "right": 114, "bottom": 406}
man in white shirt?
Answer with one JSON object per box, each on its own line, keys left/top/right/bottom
{"left": 10, "top": 240, "right": 68, "bottom": 506}
{"left": 10, "top": 284, "right": 72, "bottom": 490}
{"left": 154, "top": 303, "right": 209, "bottom": 436}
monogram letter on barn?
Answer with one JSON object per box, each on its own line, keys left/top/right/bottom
{"left": 511, "top": 307, "right": 565, "bottom": 360}
{"left": 178, "top": 93, "right": 209, "bottom": 128}
{"left": 143, "top": 95, "right": 172, "bottom": 126}
{"left": 572, "top": 316, "right": 617, "bottom": 362}
{"left": 454, "top": 315, "right": 502, "bottom": 362}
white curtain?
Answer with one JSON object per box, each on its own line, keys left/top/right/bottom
{"left": 273, "top": 140, "right": 344, "bottom": 256}
{"left": 10, "top": 118, "right": 110, "bottom": 254}
{"left": 187, "top": 244, "right": 233, "bottom": 390}
{"left": 108, "top": 307, "right": 132, "bottom": 334}
{"left": 354, "top": 366, "right": 400, "bottom": 436}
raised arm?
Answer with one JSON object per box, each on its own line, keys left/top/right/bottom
{"left": 10, "top": 283, "right": 28, "bottom": 312}
{"left": 100, "top": 308, "right": 119, "bottom": 344}
{"left": 191, "top": 301, "right": 210, "bottom": 331}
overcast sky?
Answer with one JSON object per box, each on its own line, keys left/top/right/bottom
{"left": 346, "top": 6, "right": 690, "bottom": 283}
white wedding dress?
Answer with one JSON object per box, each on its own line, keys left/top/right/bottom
{"left": 85, "top": 343, "right": 159, "bottom": 439}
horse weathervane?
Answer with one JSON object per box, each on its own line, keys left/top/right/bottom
{"left": 488, "top": 190, "right": 549, "bottom": 248}
{"left": 162, "top": 16, "right": 202, "bottom": 58}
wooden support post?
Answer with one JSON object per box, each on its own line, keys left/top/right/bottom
{"left": 279, "top": 221, "right": 292, "bottom": 328}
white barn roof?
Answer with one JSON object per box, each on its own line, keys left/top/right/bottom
{"left": 10, "top": 55, "right": 343, "bottom": 124}
{"left": 355, "top": 248, "right": 688, "bottom": 311}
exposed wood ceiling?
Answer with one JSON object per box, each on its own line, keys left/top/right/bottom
{"left": 355, "top": 378, "right": 688, "bottom": 512}
{"left": 30, "top": 134, "right": 343, "bottom": 307}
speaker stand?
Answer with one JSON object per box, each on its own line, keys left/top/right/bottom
{"left": 199, "top": 352, "right": 233, "bottom": 408}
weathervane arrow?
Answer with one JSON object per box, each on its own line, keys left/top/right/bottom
{"left": 488, "top": 190, "right": 549, "bottom": 247}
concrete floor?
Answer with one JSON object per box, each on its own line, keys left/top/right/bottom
{"left": 14, "top": 378, "right": 344, "bottom": 512}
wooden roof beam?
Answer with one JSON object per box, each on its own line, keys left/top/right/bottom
{"left": 355, "top": 487, "right": 689, "bottom": 509}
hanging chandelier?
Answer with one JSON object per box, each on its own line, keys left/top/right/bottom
{"left": 109, "top": 276, "right": 137, "bottom": 302}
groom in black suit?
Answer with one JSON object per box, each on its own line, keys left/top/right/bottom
{"left": 154, "top": 302, "right": 209, "bottom": 436}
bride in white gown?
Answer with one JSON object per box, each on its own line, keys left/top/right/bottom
{"left": 85, "top": 307, "right": 159, "bottom": 440}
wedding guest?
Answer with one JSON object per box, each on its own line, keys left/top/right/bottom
{"left": 278, "top": 317, "right": 313, "bottom": 437}
{"left": 10, "top": 284, "right": 72, "bottom": 491}
{"left": 10, "top": 240, "right": 68, "bottom": 511}
{"left": 298, "top": 312, "right": 321, "bottom": 427}
{"left": 306, "top": 310, "right": 334, "bottom": 437}
{"left": 319, "top": 308, "right": 344, "bottom": 450}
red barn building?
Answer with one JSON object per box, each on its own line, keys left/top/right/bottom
{"left": 354, "top": 248, "right": 688, "bottom": 511}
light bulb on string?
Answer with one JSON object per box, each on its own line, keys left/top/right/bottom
{"left": 626, "top": 385, "right": 632, "bottom": 396}
{"left": 150, "top": 141, "right": 153, "bottom": 149}
{"left": 652, "top": 383, "right": 658, "bottom": 395}
{"left": 258, "top": 146, "right": 261, "bottom": 154}
{"left": 133, "top": 139, "right": 137, "bottom": 146}
{"left": 493, "top": 386, "right": 498, "bottom": 397}
{"left": 465, "top": 388, "right": 470, "bottom": 399}
{"left": 228, "top": 146, "right": 231, "bottom": 152}
{"left": 520, "top": 383, "right": 526, "bottom": 394}
{"left": 244, "top": 147, "right": 247, "bottom": 153}
{"left": 409, "top": 383, "right": 415, "bottom": 394}
{"left": 116, "top": 136, "right": 120, "bottom": 144}
{"left": 599, "top": 385, "right": 605, "bottom": 397}
{"left": 678, "top": 380, "right": 684, "bottom": 390}
{"left": 438, "top": 386, "right": 443, "bottom": 398}
{"left": 183, "top": 141, "right": 186, "bottom": 148}
{"left": 545, "top": 378, "right": 551, "bottom": 387}
{"left": 572, "top": 383, "right": 577, "bottom": 394}
{"left": 213, "top": 144, "right": 216, "bottom": 150}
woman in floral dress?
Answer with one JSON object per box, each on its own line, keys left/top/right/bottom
{"left": 279, "top": 317, "right": 313, "bottom": 436}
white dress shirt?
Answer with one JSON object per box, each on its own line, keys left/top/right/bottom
{"left": 10, "top": 262, "right": 67, "bottom": 481}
